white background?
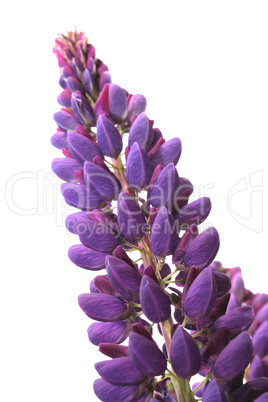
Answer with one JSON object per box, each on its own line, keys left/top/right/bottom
{"left": 2, "top": 1, "right": 268, "bottom": 401}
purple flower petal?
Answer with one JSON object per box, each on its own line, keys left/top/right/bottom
{"left": 139, "top": 275, "right": 171, "bottom": 323}
{"left": 126, "top": 142, "right": 153, "bottom": 190}
{"left": 213, "top": 331, "right": 253, "bottom": 381}
{"left": 78, "top": 293, "right": 130, "bottom": 322}
{"left": 57, "top": 87, "right": 72, "bottom": 108}
{"left": 99, "top": 343, "right": 129, "bottom": 358}
{"left": 211, "top": 305, "right": 254, "bottom": 338}
{"left": 51, "top": 157, "right": 83, "bottom": 182}
{"left": 71, "top": 91, "right": 95, "bottom": 125}
{"left": 202, "top": 380, "right": 228, "bottom": 402}
{"left": 94, "top": 83, "right": 110, "bottom": 119}
{"left": 65, "top": 211, "right": 88, "bottom": 234}
{"left": 183, "top": 227, "right": 220, "bottom": 270}
{"left": 50, "top": 130, "right": 68, "bottom": 149}
{"left": 200, "top": 327, "right": 230, "bottom": 374}
{"left": 94, "top": 275, "right": 119, "bottom": 297}
{"left": 183, "top": 268, "right": 217, "bottom": 321}
{"left": 128, "top": 331, "right": 167, "bottom": 377}
{"left": 96, "top": 114, "right": 123, "bottom": 158}
{"left": 151, "top": 137, "right": 182, "bottom": 170}
{"left": 212, "top": 271, "right": 231, "bottom": 298}
{"left": 99, "top": 71, "right": 112, "bottom": 91}
{"left": 150, "top": 206, "right": 179, "bottom": 257}
{"left": 177, "top": 197, "right": 212, "bottom": 227}
{"left": 84, "top": 161, "right": 121, "bottom": 201}
{"left": 61, "top": 182, "right": 103, "bottom": 210}
{"left": 87, "top": 320, "right": 130, "bottom": 345}
{"left": 108, "top": 84, "right": 128, "bottom": 123}
{"left": 253, "top": 321, "right": 268, "bottom": 357}
{"left": 127, "top": 94, "right": 147, "bottom": 123}
{"left": 170, "top": 326, "right": 201, "bottom": 378}
{"left": 105, "top": 256, "right": 141, "bottom": 301}
{"left": 128, "top": 112, "right": 153, "bottom": 151}
{"left": 117, "top": 192, "right": 147, "bottom": 244}
{"left": 254, "top": 392, "right": 268, "bottom": 402}
{"left": 76, "top": 215, "right": 120, "bottom": 253}
{"left": 67, "top": 131, "right": 103, "bottom": 164}
{"left": 172, "top": 224, "right": 198, "bottom": 265}
{"left": 150, "top": 163, "right": 180, "bottom": 210}
{"left": 249, "top": 355, "right": 267, "bottom": 380}
{"left": 93, "top": 378, "right": 143, "bottom": 402}
{"left": 95, "top": 357, "right": 144, "bottom": 385}
{"left": 66, "top": 75, "right": 84, "bottom": 93}
{"left": 53, "top": 110, "right": 78, "bottom": 131}
{"left": 68, "top": 244, "right": 109, "bottom": 270}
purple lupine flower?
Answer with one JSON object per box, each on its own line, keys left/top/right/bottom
{"left": 51, "top": 157, "right": 83, "bottom": 182}
{"left": 68, "top": 244, "right": 109, "bottom": 270}
{"left": 172, "top": 224, "right": 198, "bottom": 265}
{"left": 98, "top": 343, "right": 129, "bottom": 358}
{"left": 176, "top": 197, "right": 212, "bottom": 228}
{"left": 151, "top": 137, "right": 182, "bottom": 170}
{"left": 84, "top": 161, "right": 121, "bottom": 201}
{"left": 93, "top": 378, "right": 143, "bottom": 402}
{"left": 213, "top": 331, "right": 253, "bottom": 381}
{"left": 61, "top": 182, "right": 104, "bottom": 210}
{"left": 127, "top": 94, "right": 147, "bottom": 123}
{"left": 139, "top": 274, "right": 171, "bottom": 322}
{"left": 170, "top": 325, "right": 201, "bottom": 378}
{"left": 149, "top": 163, "right": 180, "bottom": 210}
{"left": 126, "top": 142, "right": 153, "bottom": 190}
{"left": 249, "top": 355, "right": 268, "bottom": 380}
{"left": 150, "top": 206, "right": 178, "bottom": 257}
{"left": 128, "top": 330, "right": 167, "bottom": 377}
{"left": 232, "top": 378, "right": 268, "bottom": 402}
{"left": 94, "top": 83, "right": 128, "bottom": 123}
{"left": 87, "top": 320, "right": 130, "bottom": 345}
{"left": 53, "top": 109, "right": 79, "bottom": 131}
{"left": 95, "top": 357, "right": 144, "bottom": 385}
{"left": 67, "top": 131, "right": 103, "bottom": 163}
{"left": 211, "top": 305, "right": 254, "bottom": 338}
{"left": 96, "top": 114, "right": 123, "bottom": 158}
{"left": 183, "top": 268, "right": 217, "bottom": 321}
{"left": 202, "top": 380, "right": 228, "bottom": 402}
{"left": 128, "top": 112, "right": 153, "bottom": 151}
{"left": 253, "top": 321, "right": 268, "bottom": 357}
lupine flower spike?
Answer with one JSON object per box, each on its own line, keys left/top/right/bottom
{"left": 51, "top": 30, "right": 268, "bottom": 401}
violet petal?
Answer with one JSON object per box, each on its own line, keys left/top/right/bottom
{"left": 95, "top": 357, "right": 144, "bottom": 385}
{"left": 126, "top": 142, "right": 153, "bottom": 190}
{"left": 87, "top": 320, "right": 129, "bottom": 346}
{"left": 140, "top": 275, "right": 171, "bottom": 323}
{"left": 202, "top": 380, "right": 228, "bottom": 402}
{"left": 151, "top": 137, "right": 182, "bottom": 170}
{"left": 96, "top": 114, "right": 123, "bottom": 158}
{"left": 67, "top": 131, "right": 103, "bottom": 164}
{"left": 78, "top": 293, "right": 129, "bottom": 322}
{"left": 68, "top": 244, "right": 109, "bottom": 270}
{"left": 150, "top": 206, "right": 179, "bottom": 257}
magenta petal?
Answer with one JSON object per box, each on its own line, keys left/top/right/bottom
{"left": 150, "top": 206, "right": 179, "bottom": 257}
{"left": 212, "top": 305, "right": 254, "bottom": 337}
{"left": 106, "top": 256, "right": 141, "bottom": 301}
{"left": 128, "top": 331, "right": 167, "bottom": 377}
{"left": 126, "top": 142, "right": 153, "bottom": 190}
{"left": 93, "top": 378, "right": 142, "bottom": 402}
{"left": 183, "top": 227, "right": 220, "bottom": 269}
{"left": 67, "top": 131, "right": 103, "bottom": 163}
{"left": 202, "top": 380, "right": 228, "bottom": 402}
{"left": 95, "top": 357, "right": 144, "bottom": 385}
{"left": 170, "top": 326, "right": 201, "bottom": 378}
{"left": 51, "top": 157, "right": 83, "bottom": 182}
{"left": 183, "top": 268, "right": 217, "bottom": 321}
{"left": 151, "top": 137, "right": 182, "bottom": 170}
{"left": 78, "top": 293, "right": 129, "bottom": 322}
{"left": 68, "top": 244, "right": 109, "bottom": 270}
{"left": 87, "top": 320, "right": 129, "bottom": 345}
{"left": 96, "top": 114, "right": 123, "bottom": 158}
{"left": 140, "top": 275, "right": 171, "bottom": 323}
{"left": 213, "top": 331, "right": 253, "bottom": 381}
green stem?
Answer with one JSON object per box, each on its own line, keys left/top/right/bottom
{"left": 181, "top": 316, "right": 188, "bottom": 328}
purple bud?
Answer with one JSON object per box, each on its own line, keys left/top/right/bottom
{"left": 51, "top": 157, "right": 83, "bottom": 182}
{"left": 117, "top": 192, "right": 147, "bottom": 244}
{"left": 151, "top": 138, "right": 182, "bottom": 170}
{"left": 183, "top": 268, "right": 217, "bottom": 321}
{"left": 96, "top": 114, "right": 123, "bottom": 158}
{"left": 66, "top": 75, "right": 84, "bottom": 93}
{"left": 172, "top": 224, "right": 198, "bottom": 265}
{"left": 140, "top": 275, "right": 171, "bottom": 323}
{"left": 151, "top": 206, "right": 179, "bottom": 257}
{"left": 212, "top": 271, "right": 231, "bottom": 298}
{"left": 71, "top": 91, "right": 95, "bottom": 125}
{"left": 232, "top": 378, "right": 268, "bottom": 402}
{"left": 67, "top": 131, "right": 103, "bottom": 164}
{"left": 177, "top": 197, "right": 212, "bottom": 227}
{"left": 93, "top": 378, "right": 143, "bottom": 402}
{"left": 57, "top": 87, "right": 72, "bottom": 108}
{"left": 127, "top": 94, "right": 147, "bottom": 123}
{"left": 212, "top": 305, "right": 254, "bottom": 337}
{"left": 50, "top": 130, "right": 68, "bottom": 149}
{"left": 68, "top": 244, "right": 109, "bottom": 270}
{"left": 150, "top": 163, "right": 180, "bottom": 210}
{"left": 94, "top": 83, "right": 110, "bottom": 118}
{"left": 128, "top": 331, "right": 167, "bottom": 377}
{"left": 78, "top": 293, "right": 130, "bottom": 322}
{"left": 87, "top": 320, "right": 129, "bottom": 345}
{"left": 65, "top": 211, "right": 88, "bottom": 234}
{"left": 253, "top": 321, "right": 268, "bottom": 357}
{"left": 109, "top": 83, "right": 128, "bottom": 123}
{"left": 105, "top": 256, "right": 141, "bottom": 301}
{"left": 128, "top": 112, "right": 153, "bottom": 151}
{"left": 53, "top": 110, "right": 78, "bottom": 131}
{"left": 61, "top": 182, "right": 103, "bottom": 210}
{"left": 126, "top": 143, "right": 153, "bottom": 190}
{"left": 83, "top": 68, "right": 98, "bottom": 98}
{"left": 99, "top": 343, "right": 129, "bottom": 358}
{"left": 249, "top": 355, "right": 267, "bottom": 380}
{"left": 94, "top": 276, "right": 119, "bottom": 297}
{"left": 84, "top": 161, "right": 121, "bottom": 201}
{"left": 183, "top": 227, "right": 220, "bottom": 270}
{"left": 99, "top": 71, "right": 112, "bottom": 91}
{"left": 170, "top": 326, "right": 201, "bottom": 378}
{"left": 202, "top": 380, "right": 228, "bottom": 402}
{"left": 76, "top": 215, "right": 120, "bottom": 253}
{"left": 213, "top": 331, "right": 253, "bottom": 381}
{"left": 95, "top": 357, "right": 144, "bottom": 385}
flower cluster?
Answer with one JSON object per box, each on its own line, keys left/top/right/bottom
{"left": 51, "top": 30, "right": 268, "bottom": 401}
